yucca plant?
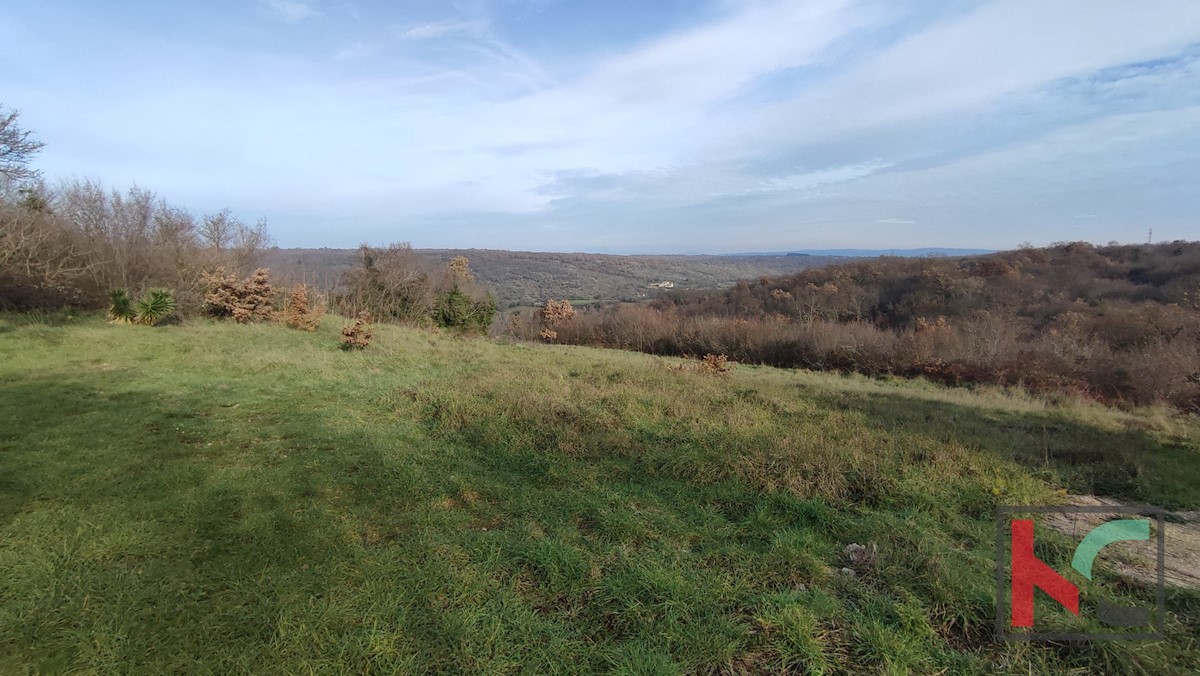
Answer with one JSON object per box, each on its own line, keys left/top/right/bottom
{"left": 107, "top": 289, "right": 137, "bottom": 324}
{"left": 134, "top": 288, "right": 176, "bottom": 326}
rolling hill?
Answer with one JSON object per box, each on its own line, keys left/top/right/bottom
{"left": 260, "top": 248, "right": 848, "bottom": 308}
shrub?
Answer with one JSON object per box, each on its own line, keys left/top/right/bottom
{"left": 201, "top": 267, "right": 274, "bottom": 323}
{"left": 340, "top": 312, "right": 374, "bottom": 350}
{"left": 134, "top": 288, "right": 176, "bottom": 326}
{"left": 107, "top": 288, "right": 136, "bottom": 324}
{"left": 433, "top": 287, "right": 496, "bottom": 334}
{"left": 699, "top": 353, "right": 732, "bottom": 374}
{"left": 538, "top": 299, "right": 576, "bottom": 342}
{"left": 279, "top": 284, "right": 325, "bottom": 331}
{"left": 338, "top": 243, "right": 434, "bottom": 322}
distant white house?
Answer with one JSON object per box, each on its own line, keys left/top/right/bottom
{"left": 654, "top": 281, "right": 675, "bottom": 288}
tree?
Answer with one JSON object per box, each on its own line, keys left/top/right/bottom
{"left": 433, "top": 256, "right": 497, "bottom": 334}
{"left": 0, "top": 104, "right": 45, "bottom": 182}
{"left": 198, "top": 209, "right": 271, "bottom": 273}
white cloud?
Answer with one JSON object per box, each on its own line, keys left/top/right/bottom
{"left": 11, "top": 0, "right": 1200, "bottom": 249}
{"left": 398, "top": 19, "right": 477, "bottom": 40}
{"left": 727, "top": 0, "right": 1200, "bottom": 155}
{"left": 761, "top": 160, "right": 892, "bottom": 193}
{"left": 261, "top": 0, "right": 321, "bottom": 24}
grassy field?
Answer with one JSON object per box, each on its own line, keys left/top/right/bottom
{"left": 1, "top": 314, "right": 1198, "bottom": 674}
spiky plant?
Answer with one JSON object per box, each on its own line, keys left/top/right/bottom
{"left": 107, "top": 289, "right": 137, "bottom": 324}
{"left": 134, "top": 288, "right": 176, "bottom": 326}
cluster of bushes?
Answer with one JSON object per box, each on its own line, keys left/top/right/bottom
{"left": 507, "top": 244, "right": 1200, "bottom": 411}
{"left": 201, "top": 268, "right": 276, "bottom": 323}
{"left": 101, "top": 265, "right": 328, "bottom": 333}
{"left": 1, "top": 180, "right": 271, "bottom": 313}
{"left": 337, "top": 244, "right": 496, "bottom": 334}
{"left": 1, "top": 105, "right": 274, "bottom": 315}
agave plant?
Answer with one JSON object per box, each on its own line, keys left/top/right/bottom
{"left": 134, "top": 288, "right": 176, "bottom": 326}
{"left": 107, "top": 289, "right": 137, "bottom": 323}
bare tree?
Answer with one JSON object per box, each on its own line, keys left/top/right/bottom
{"left": 0, "top": 201, "right": 96, "bottom": 309}
{"left": 199, "top": 209, "right": 236, "bottom": 251}
{"left": 198, "top": 209, "right": 270, "bottom": 273}
{"left": 340, "top": 242, "right": 435, "bottom": 321}
{"left": 231, "top": 217, "right": 270, "bottom": 273}
{"left": 0, "top": 104, "right": 45, "bottom": 182}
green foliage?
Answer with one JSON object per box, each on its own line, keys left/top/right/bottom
{"left": 133, "top": 288, "right": 176, "bottom": 326}
{"left": 433, "top": 288, "right": 496, "bottom": 334}
{"left": 107, "top": 288, "right": 136, "bottom": 323}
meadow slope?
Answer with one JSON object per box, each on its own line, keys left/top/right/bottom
{"left": 1, "top": 315, "right": 1198, "bottom": 674}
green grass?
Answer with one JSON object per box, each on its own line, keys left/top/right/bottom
{"left": 1, "top": 314, "right": 1198, "bottom": 674}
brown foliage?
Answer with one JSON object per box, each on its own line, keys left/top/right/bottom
{"left": 279, "top": 284, "right": 325, "bottom": 331}
{"left": 202, "top": 267, "right": 275, "bottom": 323}
{"left": 337, "top": 243, "right": 435, "bottom": 323}
{"left": 340, "top": 312, "right": 374, "bottom": 350}
{"left": 699, "top": 353, "right": 731, "bottom": 374}
{"left": 505, "top": 288, "right": 1200, "bottom": 409}
{"left": 0, "top": 201, "right": 98, "bottom": 309}
{"left": 1, "top": 176, "right": 270, "bottom": 312}
{"left": 537, "top": 299, "right": 576, "bottom": 342}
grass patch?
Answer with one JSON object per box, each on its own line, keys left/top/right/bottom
{"left": 1, "top": 316, "right": 1197, "bottom": 673}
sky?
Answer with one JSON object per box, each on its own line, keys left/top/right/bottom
{"left": 2, "top": 0, "right": 1199, "bottom": 253}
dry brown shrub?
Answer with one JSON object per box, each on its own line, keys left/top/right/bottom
{"left": 279, "top": 284, "right": 326, "bottom": 331}
{"left": 541, "top": 299, "right": 576, "bottom": 325}
{"left": 538, "top": 299, "right": 576, "bottom": 342}
{"left": 699, "top": 353, "right": 731, "bottom": 374}
{"left": 340, "top": 312, "right": 374, "bottom": 350}
{"left": 202, "top": 267, "right": 274, "bottom": 322}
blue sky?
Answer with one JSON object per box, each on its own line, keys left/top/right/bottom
{"left": 3, "top": 0, "right": 1199, "bottom": 253}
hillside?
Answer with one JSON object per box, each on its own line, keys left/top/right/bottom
{"left": 1, "top": 315, "right": 1198, "bottom": 673}
{"left": 515, "top": 241, "right": 1200, "bottom": 410}
{"left": 656, "top": 241, "right": 1200, "bottom": 326}
{"left": 259, "top": 248, "right": 846, "bottom": 308}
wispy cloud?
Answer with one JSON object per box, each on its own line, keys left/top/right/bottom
{"left": 6, "top": 0, "right": 1200, "bottom": 251}
{"left": 260, "top": 0, "right": 321, "bottom": 24}
{"left": 398, "top": 19, "right": 477, "bottom": 40}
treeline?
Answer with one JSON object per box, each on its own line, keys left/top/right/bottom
{"left": 0, "top": 179, "right": 269, "bottom": 312}
{"left": 0, "top": 182, "right": 497, "bottom": 332}
{"left": 509, "top": 242, "right": 1200, "bottom": 410}
{"left": 0, "top": 105, "right": 496, "bottom": 333}
{"left": 0, "top": 182, "right": 496, "bottom": 333}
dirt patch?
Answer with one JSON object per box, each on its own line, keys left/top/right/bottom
{"left": 1040, "top": 495, "right": 1200, "bottom": 589}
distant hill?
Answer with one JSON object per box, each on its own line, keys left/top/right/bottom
{"left": 260, "top": 248, "right": 848, "bottom": 308}
{"left": 757, "top": 248, "right": 995, "bottom": 257}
